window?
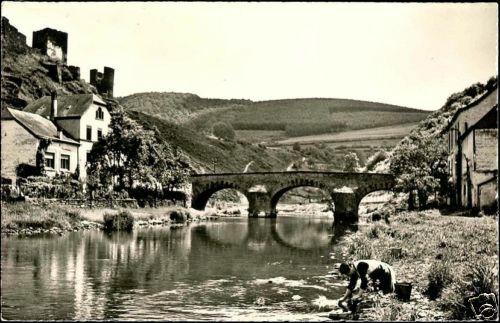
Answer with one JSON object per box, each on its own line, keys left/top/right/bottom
{"left": 60, "top": 154, "right": 70, "bottom": 170}
{"left": 86, "top": 151, "right": 91, "bottom": 165}
{"left": 96, "top": 107, "right": 104, "bottom": 120}
{"left": 86, "top": 126, "right": 92, "bottom": 141}
{"left": 45, "top": 152, "right": 55, "bottom": 169}
{"left": 97, "top": 128, "right": 103, "bottom": 141}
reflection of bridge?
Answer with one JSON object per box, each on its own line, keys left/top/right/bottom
{"left": 191, "top": 171, "right": 395, "bottom": 223}
{"left": 195, "top": 218, "right": 354, "bottom": 251}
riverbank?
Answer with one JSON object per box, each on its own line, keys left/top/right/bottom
{"left": 1, "top": 201, "right": 219, "bottom": 236}
{"left": 336, "top": 208, "right": 498, "bottom": 320}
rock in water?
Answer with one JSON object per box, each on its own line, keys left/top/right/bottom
{"left": 292, "top": 295, "right": 302, "bottom": 301}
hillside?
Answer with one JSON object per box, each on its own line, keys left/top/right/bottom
{"left": 273, "top": 122, "right": 419, "bottom": 146}
{"left": 118, "top": 92, "right": 251, "bottom": 124}
{"left": 126, "top": 110, "right": 301, "bottom": 173}
{"left": 368, "top": 76, "right": 498, "bottom": 173}
{"left": 187, "top": 98, "right": 429, "bottom": 137}
{"left": 119, "top": 91, "right": 430, "bottom": 142}
{"left": 1, "top": 17, "right": 98, "bottom": 110}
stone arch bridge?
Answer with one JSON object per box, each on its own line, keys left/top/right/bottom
{"left": 191, "top": 171, "right": 395, "bottom": 223}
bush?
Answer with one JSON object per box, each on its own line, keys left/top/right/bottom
{"left": 169, "top": 208, "right": 192, "bottom": 223}
{"left": 439, "top": 261, "right": 498, "bottom": 319}
{"left": 365, "top": 150, "right": 388, "bottom": 171}
{"left": 213, "top": 122, "right": 235, "bottom": 141}
{"left": 348, "top": 236, "right": 373, "bottom": 259}
{"left": 426, "top": 261, "right": 453, "bottom": 300}
{"left": 342, "top": 152, "right": 360, "bottom": 172}
{"left": 65, "top": 210, "right": 83, "bottom": 221}
{"left": 103, "top": 211, "right": 134, "bottom": 231}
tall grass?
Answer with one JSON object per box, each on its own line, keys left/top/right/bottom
{"left": 426, "top": 260, "right": 453, "bottom": 300}
{"left": 1, "top": 202, "right": 84, "bottom": 230}
{"left": 341, "top": 209, "right": 498, "bottom": 320}
{"left": 439, "top": 260, "right": 499, "bottom": 319}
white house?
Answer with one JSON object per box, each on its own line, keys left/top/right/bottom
{"left": 1, "top": 92, "right": 111, "bottom": 183}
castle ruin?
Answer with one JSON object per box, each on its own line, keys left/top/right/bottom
{"left": 32, "top": 28, "right": 68, "bottom": 64}
{"left": 90, "top": 67, "right": 114, "bottom": 98}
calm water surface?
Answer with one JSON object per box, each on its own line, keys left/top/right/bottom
{"left": 1, "top": 216, "right": 356, "bottom": 321}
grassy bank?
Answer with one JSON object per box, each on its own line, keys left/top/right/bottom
{"left": 338, "top": 209, "right": 498, "bottom": 320}
{"left": 1, "top": 202, "right": 219, "bottom": 236}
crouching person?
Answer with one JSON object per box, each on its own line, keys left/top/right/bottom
{"left": 338, "top": 259, "right": 396, "bottom": 307}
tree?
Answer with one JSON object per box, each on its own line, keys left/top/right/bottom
{"left": 87, "top": 106, "right": 190, "bottom": 197}
{"left": 389, "top": 133, "right": 448, "bottom": 210}
{"left": 342, "top": 152, "right": 360, "bottom": 172}
{"left": 212, "top": 122, "right": 235, "bottom": 141}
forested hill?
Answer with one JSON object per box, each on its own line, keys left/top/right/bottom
{"left": 119, "top": 93, "right": 430, "bottom": 138}
{"left": 117, "top": 92, "right": 251, "bottom": 124}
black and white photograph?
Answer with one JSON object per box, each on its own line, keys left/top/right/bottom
{"left": 0, "top": 2, "right": 498, "bottom": 321}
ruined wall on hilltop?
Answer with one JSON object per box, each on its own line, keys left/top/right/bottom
{"left": 1, "top": 16, "right": 98, "bottom": 110}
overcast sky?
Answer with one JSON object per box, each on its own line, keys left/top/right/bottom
{"left": 2, "top": 2, "right": 498, "bottom": 110}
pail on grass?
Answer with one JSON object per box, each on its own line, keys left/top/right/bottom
{"left": 395, "top": 282, "right": 412, "bottom": 301}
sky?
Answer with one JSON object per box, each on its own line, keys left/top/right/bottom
{"left": 2, "top": 2, "right": 498, "bottom": 110}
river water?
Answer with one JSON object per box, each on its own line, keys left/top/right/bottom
{"left": 1, "top": 216, "right": 356, "bottom": 321}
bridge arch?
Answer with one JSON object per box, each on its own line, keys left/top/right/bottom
{"left": 270, "top": 179, "right": 331, "bottom": 212}
{"left": 355, "top": 179, "right": 396, "bottom": 209}
{"left": 191, "top": 181, "right": 250, "bottom": 211}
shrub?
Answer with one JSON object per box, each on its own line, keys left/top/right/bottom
{"left": 103, "top": 211, "right": 134, "bottom": 231}
{"left": 292, "top": 142, "right": 301, "bottom": 152}
{"left": 426, "top": 260, "right": 453, "bottom": 300}
{"left": 212, "top": 122, "right": 235, "bottom": 141}
{"left": 169, "top": 208, "right": 192, "bottom": 223}
{"left": 65, "top": 210, "right": 83, "bottom": 221}
{"left": 365, "top": 150, "right": 388, "bottom": 171}
{"left": 348, "top": 236, "right": 373, "bottom": 259}
{"left": 342, "top": 152, "right": 360, "bottom": 172}
{"left": 439, "top": 261, "right": 498, "bottom": 319}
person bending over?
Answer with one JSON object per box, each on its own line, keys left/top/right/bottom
{"left": 338, "top": 259, "right": 396, "bottom": 304}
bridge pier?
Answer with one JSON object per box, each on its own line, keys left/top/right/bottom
{"left": 331, "top": 192, "right": 359, "bottom": 224}
{"left": 247, "top": 192, "right": 276, "bottom": 218}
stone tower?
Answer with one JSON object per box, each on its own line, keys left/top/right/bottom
{"left": 32, "top": 28, "right": 68, "bottom": 63}
{"left": 90, "top": 67, "right": 114, "bottom": 98}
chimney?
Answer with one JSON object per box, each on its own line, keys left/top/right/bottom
{"left": 50, "top": 91, "right": 58, "bottom": 121}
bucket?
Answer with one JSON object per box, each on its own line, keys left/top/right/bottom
{"left": 395, "top": 282, "right": 412, "bottom": 301}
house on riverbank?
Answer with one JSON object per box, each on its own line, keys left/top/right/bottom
{"left": 444, "top": 85, "right": 498, "bottom": 211}
{"left": 1, "top": 92, "right": 111, "bottom": 184}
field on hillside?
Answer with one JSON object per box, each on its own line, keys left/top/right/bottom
{"left": 274, "top": 123, "right": 419, "bottom": 145}
{"left": 188, "top": 98, "right": 429, "bottom": 137}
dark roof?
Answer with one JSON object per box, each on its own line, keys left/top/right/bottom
{"left": 23, "top": 94, "right": 106, "bottom": 118}
{"left": 442, "top": 86, "right": 498, "bottom": 133}
{"left": 2, "top": 108, "right": 79, "bottom": 144}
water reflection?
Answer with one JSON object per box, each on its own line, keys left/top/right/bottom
{"left": 2, "top": 216, "right": 356, "bottom": 320}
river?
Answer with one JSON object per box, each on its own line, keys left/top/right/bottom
{"left": 1, "top": 215, "right": 356, "bottom": 321}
